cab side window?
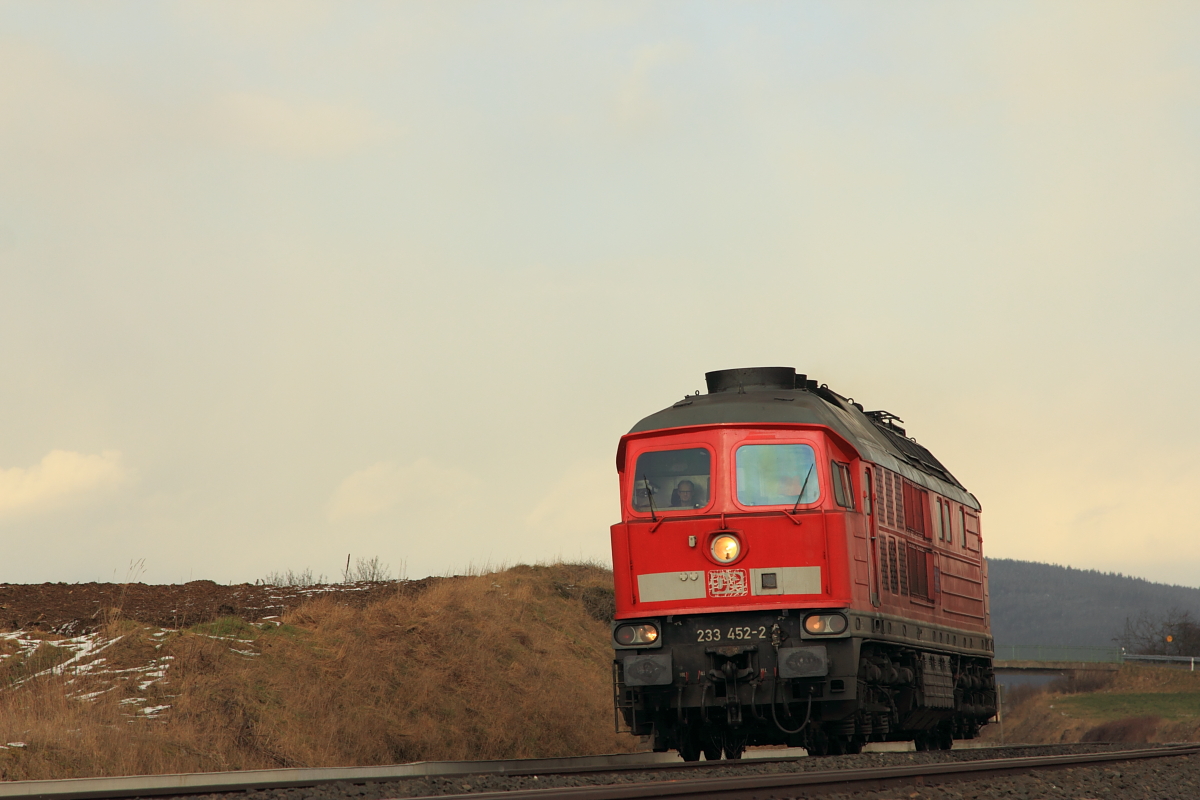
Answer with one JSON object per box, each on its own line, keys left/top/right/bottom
{"left": 863, "top": 469, "right": 873, "bottom": 515}
{"left": 830, "top": 461, "right": 855, "bottom": 509}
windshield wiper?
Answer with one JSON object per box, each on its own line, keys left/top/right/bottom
{"left": 642, "top": 474, "right": 658, "bottom": 522}
{"left": 792, "top": 465, "right": 815, "bottom": 514}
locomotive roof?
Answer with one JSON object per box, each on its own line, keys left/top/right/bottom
{"left": 628, "top": 366, "right": 981, "bottom": 511}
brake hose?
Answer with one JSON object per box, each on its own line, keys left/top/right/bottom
{"left": 771, "top": 679, "right": 812, "bottom": 735}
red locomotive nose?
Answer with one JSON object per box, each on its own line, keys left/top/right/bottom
{"left": 609, "top": 367, "right": 994, "bottom": 761}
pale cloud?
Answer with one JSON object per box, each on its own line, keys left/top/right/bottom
{"left": 985, "top": 455, "right": 1200, "bottom": 582}
{"left": 0, "top": 41, "right": 391, "bottom": 171}
{"left": 525, "top": 460, "right": 618, "bottom": 539}
{"left": 327, "top": 459, "right": 479, "bottom": 522}
{"left": 0, "top": 451, "right": 129, "bottom": 518}
{"left": 2, "top": 3, "right": 1199, "bottom": 586}
{"left": 614, "top": 42, "right": 689, "bottom": 130}
{"left": 205, "top": 92, "right": 392, "bottom": 157}
{"left": 175, "top": 0, "right": 335, "bottom": 46}
{"left": 0, "top": 41, "right": 137, "bottom": 157}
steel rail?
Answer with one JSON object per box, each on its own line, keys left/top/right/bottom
{"left": 418, "top": 744, "right": 1200, "bottom": 800}
{"left": 0, "top": 751, "right": 776, "bottom": 800}
{"left": 0, "top": 744, "right": 1059, "bottom": 800}
{"left": 0, "top": 744, "right": 1191, "bottom": 800}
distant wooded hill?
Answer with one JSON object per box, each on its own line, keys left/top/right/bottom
{"left": 988, "top": 558, "right": 1200, "bottom": 647}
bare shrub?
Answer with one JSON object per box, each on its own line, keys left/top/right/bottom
{"left": 259, "top": 568, "right": 326, "bottom": 587}
{"left": 342, "top": 556, "right": 393, "bottom": 583}
{"left": 1048, "top": 670, "right": 1116, "bottom": 695}
{"left": 1080, "top": 716, "right": 1161, "bottom": 743}
{"left": 1003, "top": 682, "right": 1045, "bottom": 711}
{"left": 581, "top": 587, "right": 615, "bottom": 622}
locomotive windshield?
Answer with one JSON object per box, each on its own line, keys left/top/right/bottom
{"left": 735, "top": 443, "right": 820, "bottom": 506}
{"left": 631, "top": 448, "right": 710, "bottom": 511}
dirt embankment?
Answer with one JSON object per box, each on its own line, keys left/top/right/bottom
{"left": 0, "top": 579, "right": 443, "bottom": 635}
{"left": 0, "top": 563, "right": 628, "bottom": 780}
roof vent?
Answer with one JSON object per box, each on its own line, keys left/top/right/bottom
{"left": 705, "top": 367, "right": 797, "bottom": 394}
{"left": 866, "top": 410, "right": 906, "bottom": 436}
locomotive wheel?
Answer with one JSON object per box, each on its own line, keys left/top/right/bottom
{"left": 702, "top": 740, "right": 722, "bottom": 761}
{"left": 841, "top": 738, "right": 864, "bottom": 755}
{"left": 914, "top": 734, "right": 929, "bottom": 752}
{"left": 723, "top": 740, "right": 744, "bottom": 760}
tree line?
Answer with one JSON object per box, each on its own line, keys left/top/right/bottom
{"left": 988, "top": 558, "right": 1200, "bottom": 648}
{"left": 1116, "top": 609, "right": 1200, "bottom": 656}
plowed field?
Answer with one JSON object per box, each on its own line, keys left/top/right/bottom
{"left": 0, "top": 579, "right": 440, "bottom": 634}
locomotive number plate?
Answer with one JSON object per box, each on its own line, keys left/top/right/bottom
{"left": 696, "top": 626, "right": 768, "bottom": 643}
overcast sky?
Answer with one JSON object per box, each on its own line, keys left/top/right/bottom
{"left": 2, "top": 2, "right": 1198, "bottom": 587}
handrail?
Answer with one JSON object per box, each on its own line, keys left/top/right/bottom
{"left": 1123, "top": 653, "right": 1199, "bottom": 670}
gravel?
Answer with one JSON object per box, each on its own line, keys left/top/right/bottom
{"left": 186, "top": 745, "right": 1200, "bottom": 800}
{"left": 822, "top": 753, "right": 1200, "bottom": 800}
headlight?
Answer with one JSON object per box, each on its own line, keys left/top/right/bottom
{"left": 710, "top": 534, "right": 741, "bottom": 563}
{"left": 804, "top": 614, "right": 848, "bottom": 635}
{"left": 614, "top": 623, "right": 660, "bottom": 647}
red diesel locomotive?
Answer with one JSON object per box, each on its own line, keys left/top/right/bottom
{"left": 610, "top": 367, "right": 996, "bottom": 760}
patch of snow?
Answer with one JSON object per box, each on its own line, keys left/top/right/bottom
{"left": 5, "top": 632, "right": 126, "bottom": 685}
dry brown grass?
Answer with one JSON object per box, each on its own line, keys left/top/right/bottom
{"left": 1047, "top": 669, "right": 1116, "bottom": 695}
{"left": 1080, "top": 716, "right": 1161, "bottom": 743}
{"left": 0, "top": 563, "right": 634, "bottom": 780}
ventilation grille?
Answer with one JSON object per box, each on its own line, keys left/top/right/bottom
{"left": 886, "top": 539, "right": 900, "bottom": 594}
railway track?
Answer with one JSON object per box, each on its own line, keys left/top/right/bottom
{"left": 1, "top": 744, "right": 1196, "bottom": 800}
{"left": 431, "top": 745, "right": 1200, "bottom": 799}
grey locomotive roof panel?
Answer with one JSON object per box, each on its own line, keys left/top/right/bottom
{"left": 627, "top": 367, "right": 981, "bottom": 511}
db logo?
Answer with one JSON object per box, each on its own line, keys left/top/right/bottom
{"left": 707, "top": 569, "right": 749, "bottom": 598}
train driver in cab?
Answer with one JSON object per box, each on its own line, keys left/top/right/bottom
{"left": 672, "top": 480, "right": 704, "bottom": 509}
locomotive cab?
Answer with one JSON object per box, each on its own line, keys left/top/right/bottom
{"left": 610, "top": 367, "right": 996, "bottom": 760}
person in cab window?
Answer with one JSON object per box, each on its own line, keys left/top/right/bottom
{"left": 672, "top": 480, "right": 703, "bottom": 509}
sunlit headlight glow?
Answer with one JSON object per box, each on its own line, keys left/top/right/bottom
{"left": 710, "top": 534, "right": 741, "bottom": 563}
{"left": 615, "top": 623, "right": 660, "bottom": 646}
{"left": 804, "top": 614, "right": 848, "bottom": 635}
